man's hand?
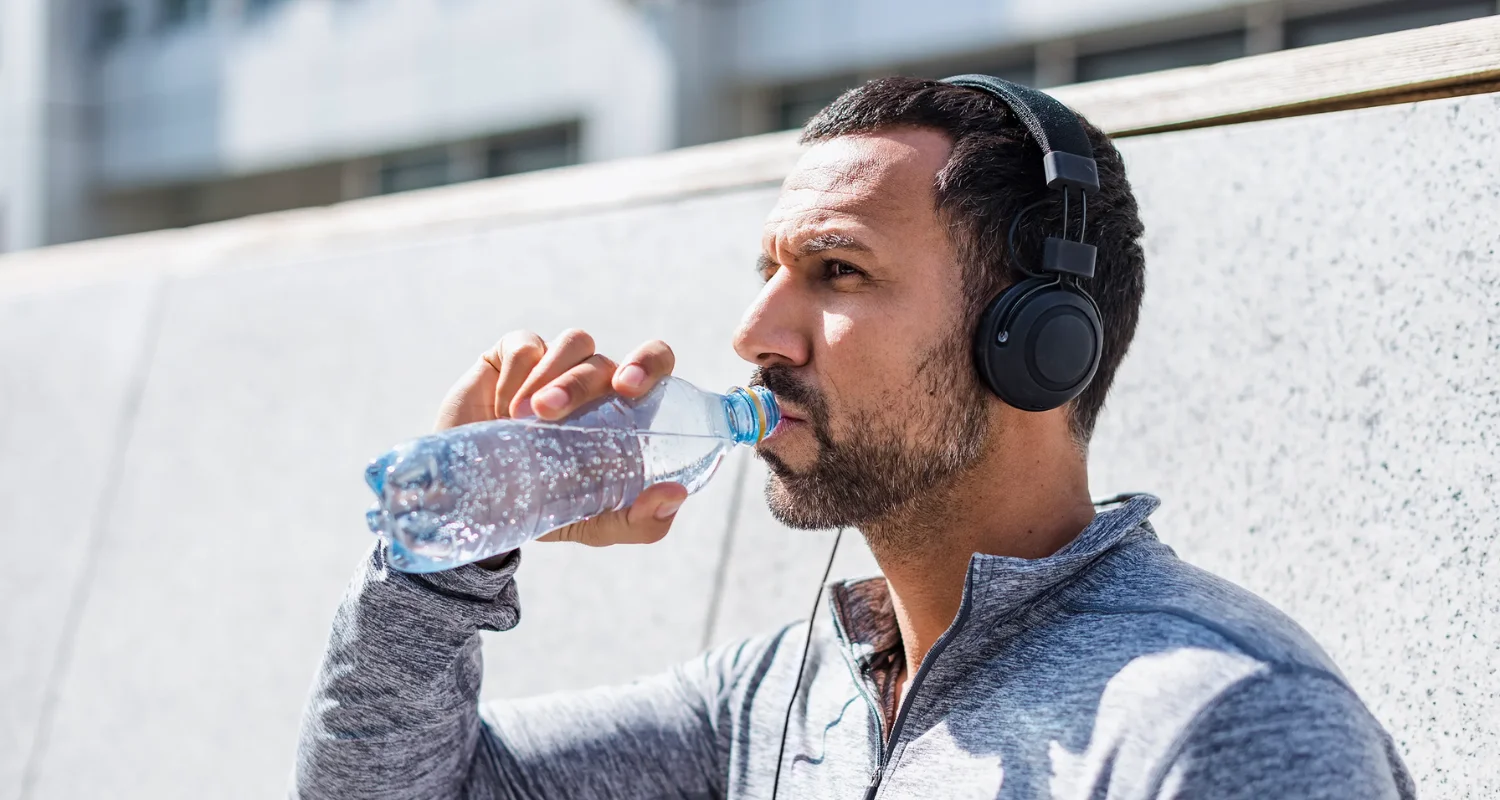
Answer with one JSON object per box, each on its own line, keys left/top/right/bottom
{"left": 435, "top": 329, "right": 689, "bottom": 552}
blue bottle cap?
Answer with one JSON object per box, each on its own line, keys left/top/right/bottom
{"left": 727, "top": 385, "right": 781, "bottom": 444}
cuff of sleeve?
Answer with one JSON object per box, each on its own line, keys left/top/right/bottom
{"left": 371, "top": 543, "right": 523, "bottom": 633}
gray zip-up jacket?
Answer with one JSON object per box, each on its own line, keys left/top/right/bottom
{"left": 293, "top": 495, "right": 1414, "bottom": 799}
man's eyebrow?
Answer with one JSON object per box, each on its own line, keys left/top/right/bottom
{"left": 756, "top": 233, "right": 870, "bottom": 274}
{"left": 798, "top": 233, "right": 871, "bottom": 256}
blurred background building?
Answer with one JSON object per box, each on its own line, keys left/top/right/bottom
{"left": 1, "top": 0, "right": 1495, "bottom": 253}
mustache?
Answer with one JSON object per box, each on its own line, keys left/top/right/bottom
{"left": 749, "top": 365, "right": 827, "bottom": 424}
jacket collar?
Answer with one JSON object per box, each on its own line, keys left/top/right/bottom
{"left": 828, "top": 494, "right": 1161, "bottom": 668}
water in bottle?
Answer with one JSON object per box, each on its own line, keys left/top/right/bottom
{"left": 363, "top": 377, "right": 779, "bottom": 572}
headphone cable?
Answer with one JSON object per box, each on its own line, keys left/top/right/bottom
{"left": 1078, "top": 191, "right": 1088, "bottom": 243}
{"left": 770, "top": 527, "right": 844, "bottom": 800}
{"left": 1007, "top": 199, "right": 1051, "bottom": 278}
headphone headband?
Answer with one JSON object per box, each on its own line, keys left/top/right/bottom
{"left": 941, "top": 74, "right": 1100, "bottom": 194}
{"left": 942, "top": 74, "right": 1099, "bottom": 277}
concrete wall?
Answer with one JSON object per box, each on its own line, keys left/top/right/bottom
{"left": 0, "top": 91, "right": 1495, "bottom": 799}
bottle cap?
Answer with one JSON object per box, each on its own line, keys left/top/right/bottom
{"left": 727, "top": 385, "right": 781, "bottom": 444}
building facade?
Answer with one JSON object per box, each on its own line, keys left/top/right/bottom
{"left": 1, "top": 0, "right": 1494, "bottom": 252}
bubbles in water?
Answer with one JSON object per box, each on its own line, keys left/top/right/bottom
{"left": 365, "top": 385, "right": 738, "bottom": 571}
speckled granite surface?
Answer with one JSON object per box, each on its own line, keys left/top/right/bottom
{"left": 1090, "top": 92, "right": 1500, "bottom": 797}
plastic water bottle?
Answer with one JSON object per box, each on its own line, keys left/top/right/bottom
{"left": 363, "top": 377, "right": 779, "bottom": 572}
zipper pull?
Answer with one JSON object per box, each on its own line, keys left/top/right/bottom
{"left": 863, "top": 769, "right": 882, "bottom": 800}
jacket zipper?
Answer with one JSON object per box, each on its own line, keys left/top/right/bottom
{"left": 830, "top": 600, "right": 889, "bottom": 766}
{"left": 860, "top": 587, "right": 976, "bottom": 800}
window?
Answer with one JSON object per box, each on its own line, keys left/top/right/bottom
{"left": 958, "top": 64, "right": 1035, "bottom": 88}
{"left": 485, "top": 125, "right": 580, "bottom": 178}
{"left": 774, "top": 76, "right": 861, "bottom": 132}
{"left": 903, "top": 54, "right": 1035, "bottom": 88}
{"left": 378, "top": 147, "right": 451, "bottom": 195}
{"left": 245, "top": 0, "right": 291, "bottom": 18}
{"left": 374, "top": 125, "right": 581, "bottom": 197}
{"left": 1286, "top": 0, "right": 1494, "bottom": 49}
{"left": 1077, "top": 30, "right": 1246, "bottom": 83}
{"left": 769, "top": 63, "right": 1034, "bottom": 133}
{"left": 93, "top": 3, "right": 130, "bottom": 52}
{"left": 159, "top": 0, "right": 209, "bottom": 30}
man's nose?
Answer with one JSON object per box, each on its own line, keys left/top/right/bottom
{"left": 733, "top": 274, "right": 810, "bottom": 368}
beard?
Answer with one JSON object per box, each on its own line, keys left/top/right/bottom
{"left": 750, "top": 333, "right": 991, "bottom": 534}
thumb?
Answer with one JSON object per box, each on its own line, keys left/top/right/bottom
{"left": 617, "top": 482, "right": 690, "bottom": 544}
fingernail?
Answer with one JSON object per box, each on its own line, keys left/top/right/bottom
{"left": 533, "top": 386, "right": 568, "bottom": 413}
{"left": 619, "top": 364, "right": 646, "bottom": 391}
{"left": 513, "top": 397, "right": 534, "bottom": 418}
{"left": 654, "top": 500, "right": 682, "bottom": 520}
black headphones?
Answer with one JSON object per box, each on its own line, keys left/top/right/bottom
{"left": 942, "top": 75, "right": 1103, "bottom": 413}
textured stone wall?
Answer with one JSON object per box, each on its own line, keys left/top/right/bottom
{"left": 0, "top": 92, "right": 1494, "bottom": 799}
{"left": 1090, "top": 92, "right": 1499, "bottom": 795}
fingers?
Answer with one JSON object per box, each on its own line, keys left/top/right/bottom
{"left": 443, "top": 329, "right": 687, "bottom": 550}
{"left": 530, "top": 354, "right": 618, "bottom": 420}
{"left": 613, "top": 340, "right": 676, "bottom": 398}
{"left": 434, "top": 330, "right": 546, "bottom": 430}
{"left": 509, "top": 329, "right": 598, "bottom": 418}
{"left": 434, "top": 358, "right": 501, "bottom": 430}
{"left": 536, "top": 483, "right": 689, "bottom": 546}
{"left": 438, "top": 328, "right": 674, "bottom": 433}
{"left": 483, "top": 331, "right": 547, "bottom": 420}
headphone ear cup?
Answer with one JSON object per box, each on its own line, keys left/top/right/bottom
{"left": 973, "top": 280, "right": 1102, "bottom": 412}
{"left": 973, "top": 277, "right": 1045, "bottom": 394}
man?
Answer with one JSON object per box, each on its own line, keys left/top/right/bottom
{"left": 294, "top": 77, "right": 1412, "bottom": 799}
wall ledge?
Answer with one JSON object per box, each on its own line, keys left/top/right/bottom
{"left": 2, "top": 16, "right": 1496, "bottom": 296}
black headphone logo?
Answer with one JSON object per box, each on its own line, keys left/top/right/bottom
{"left": 943, "top": 75, "right": 1104, "bottom": 413}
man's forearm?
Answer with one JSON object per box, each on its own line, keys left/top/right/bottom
{"left": 292, "top": 544, "right": 522, "bottom": 799}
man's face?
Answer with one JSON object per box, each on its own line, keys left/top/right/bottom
{"left": 734, "top": 128, "right": 992, "bottom": 531}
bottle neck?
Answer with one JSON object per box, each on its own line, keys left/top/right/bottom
{"left": 723, "top": 386, "right": 779, "bottom": 445}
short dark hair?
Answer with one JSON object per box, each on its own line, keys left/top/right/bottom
{"left": 800, "top": 76, "right": 1146, "bottom": 444}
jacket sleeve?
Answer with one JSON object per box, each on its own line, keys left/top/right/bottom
{"left": 292, "top": 542, "right": 778, "bottom": 800}
{"left": 1158, "top": 668, "right": 1416, "bottom": 800}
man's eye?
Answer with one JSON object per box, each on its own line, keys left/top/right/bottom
{"left": 825, "top": 260, "right": 863, "bottom": 279}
